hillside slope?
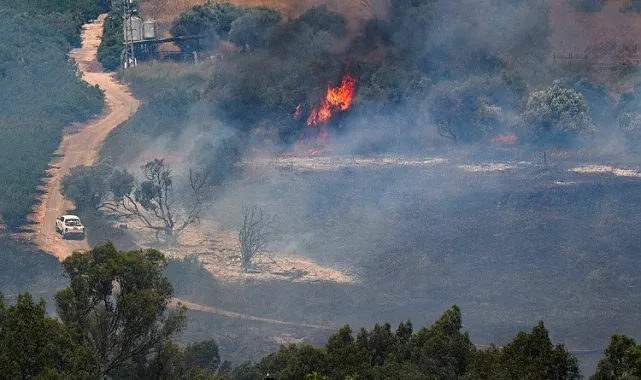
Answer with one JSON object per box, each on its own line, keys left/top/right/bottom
{"left": 550, "top": 0, "right": 641, "bottom": 57}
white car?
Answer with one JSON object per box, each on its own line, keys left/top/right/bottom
{"left": 55, "top": 215, "right": 85, "bottom": 239}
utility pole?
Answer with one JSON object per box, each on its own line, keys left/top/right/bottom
{"left": 122, "top": 0, "right": 136, "bottom": 70}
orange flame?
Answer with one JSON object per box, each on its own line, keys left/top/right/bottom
{"left": 288, "top": 72, "right": 358, "bottom": 156}
{"left": 306, "top": 73, "right": 357, "bottom": 125}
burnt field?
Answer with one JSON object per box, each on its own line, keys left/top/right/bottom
{"left": 182, "top": 158, "right": 641, "bottom": 370}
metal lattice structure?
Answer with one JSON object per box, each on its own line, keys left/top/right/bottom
{"left": 122, "top": 0, "right": 137, "bottom": 69}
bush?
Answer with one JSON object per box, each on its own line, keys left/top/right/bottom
{"left": 618, "top": 112, "right": 641, "bottom": 147}
{"left": 522, "top": 81, "right": 593, "bottom": 144}
{"left": 427, "top": 76, "right": 515, "bottom": 142}
{"left": 299, "top": 5, "right": 346, "bottom": 37}
{"left": 170, "top": 2, "right": 250, "bottom": 52}
{"left": 97, "top": 7, "right": 126, "bottom": 71}
{"left": 229, "top": 8, "right": 281, "bottom": 50}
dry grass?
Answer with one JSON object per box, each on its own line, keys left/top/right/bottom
{"left": 569, "top": 164, "right": 641, "bottom": 177}
{"left": 547, "top": 0, "right": 641, "bottom": 93}
{"left": 243, "top": 155, "right": 449, "bottom": 172}
{"left": 118, "top": 217, "right": 357, "bottom": 284}
{"left": 549, "top": 0, "right": 641, "bottom": 58}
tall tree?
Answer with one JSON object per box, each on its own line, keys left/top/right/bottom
{"left": 0, "top": 293, "right": 93, "bottom": 379}
{"left": 591, "top": 334, "right": 641, "bottom": 380}
{"left": 54, "top": 242, "right": 187, "bottom": 379}
{"left": 522, "top": 81, "right": 593, "bottom": 144}
{"left": 469, "top": 321, "right": 582, "bottom": 380}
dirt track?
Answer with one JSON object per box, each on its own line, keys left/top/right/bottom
{"left": 30, "top": 15, "right": 140, "bottom": 260}
{"left": 24, "top": 15, "right": 332, "bottom": 332}
{"left": 169, "top": 298, "right": 335, "bottom": 330}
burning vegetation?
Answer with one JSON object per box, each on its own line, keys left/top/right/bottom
{"left": 289, "top": 71, "right": 358, "bottom": 156}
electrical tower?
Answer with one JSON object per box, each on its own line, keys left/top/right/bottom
{"left": 122, "top": 0, "right": 136, "bottom": 70}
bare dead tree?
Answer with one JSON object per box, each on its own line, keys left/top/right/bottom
{"left": 238, "top": 205, "right": 275, "bottom": 272}
{"left": 102, "top": 159, "right": 212, "bottom": 246}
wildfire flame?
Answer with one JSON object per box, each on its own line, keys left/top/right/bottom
{"left": 288, "top": 72, "right": 358, "bottom": 156}
{"left": 307, "top": 73, "right": 357, "bottom": 125}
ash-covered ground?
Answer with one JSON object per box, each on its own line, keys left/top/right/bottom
{"left": 174, "top": 154, "right": 641, "bottom": 372}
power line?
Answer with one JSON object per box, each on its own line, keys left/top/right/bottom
{"left": 122, "top": 0, "right": 136, "bottom": 70}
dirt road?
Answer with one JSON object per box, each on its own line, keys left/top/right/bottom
{"left": 30, "top": 14, "right": 140, "bottom": 260}
{"left": 170, "top": 298, "right": 335, "bottom": 330}
{"left": 24, "top": 16, "right": 332, "bottom": 332}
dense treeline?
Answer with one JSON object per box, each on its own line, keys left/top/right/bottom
{"left": 97, "top": 1, "right": 132, "bottom": 71}
{"left": 165, "top": 0, "right": 553, "bottom": 146}
{"left": 100, "top": 0, "right": 641, "bottom": 169}
{"left": 0, "top": 0, "right": 106, "bottom": 228}
{"left": 1, "top": 242, "right": 639, "bottom": 379}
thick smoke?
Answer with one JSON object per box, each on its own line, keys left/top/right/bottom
{"left": 114, "top": 0, "right": 641, "bottom": 371}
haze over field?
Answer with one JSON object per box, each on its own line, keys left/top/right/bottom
{"left": 4, "top": 0, "right": 641, "bottom": 378}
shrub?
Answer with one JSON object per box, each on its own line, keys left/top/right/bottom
{"left": 522, "top": 81, "right": 593, "bottom": 144}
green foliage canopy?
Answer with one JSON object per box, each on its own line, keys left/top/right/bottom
{"left": 55, "top": 242, "right": 187, "bottom": 378}
{"left": 522, "top": 81, "right": 593, "bottom": 144}
{"left": 0, "top": 6, "right": 104, "bottom": 228}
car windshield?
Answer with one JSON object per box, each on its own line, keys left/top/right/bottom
{"left": 65, "top": 219, "right": 81, "bottom": 226}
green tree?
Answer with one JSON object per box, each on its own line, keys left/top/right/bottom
{"left": 0, "top": 293, "right": 94, "bottom": 379}
{"left": 0, "top": 8, "right": 104, "bottom": 228}
{"left": 60, "top": 163, "right": 134, "bottom": 213}
{"left": 184, "top": 339, "right": 222, "bottom": 372}
{"left": 617, "top": 112, "right": 641, "bottom": 148}
{"left": 60, "top": 164, "right": 112, "bottom": 212}
{"left": 522, "top": 81, "right": 593, "bottom": 144}
{"left": 591, "top": 334, "right": 641, "bottom": 380}
{"left": 97, "top": 8, "right": 125, "bottom": 71}
{"left": 408, "top": 305, "right": 474, "bottom": 379}
{"left": 228, "top": 8, "right": 281, "bottom": 50}
{"left": 468, "top": 321, "right": 581, "bottom": 380}
{"left": 503, "top": 321, "right": 581, "bottom": 380}
{"left": 54, "top": 242, "right": 187, "bottom": 379}
{"left": 299, "top": 5, "right": 346, "bottom": 36}
{"left": 259, "top": 344, "right": 328, "bottom": 380}
{"left": 305, "top": 373, "right": 328, "bottom": 380}
{"left": 427, "top": 76, "right": 509, "bottom": 143}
